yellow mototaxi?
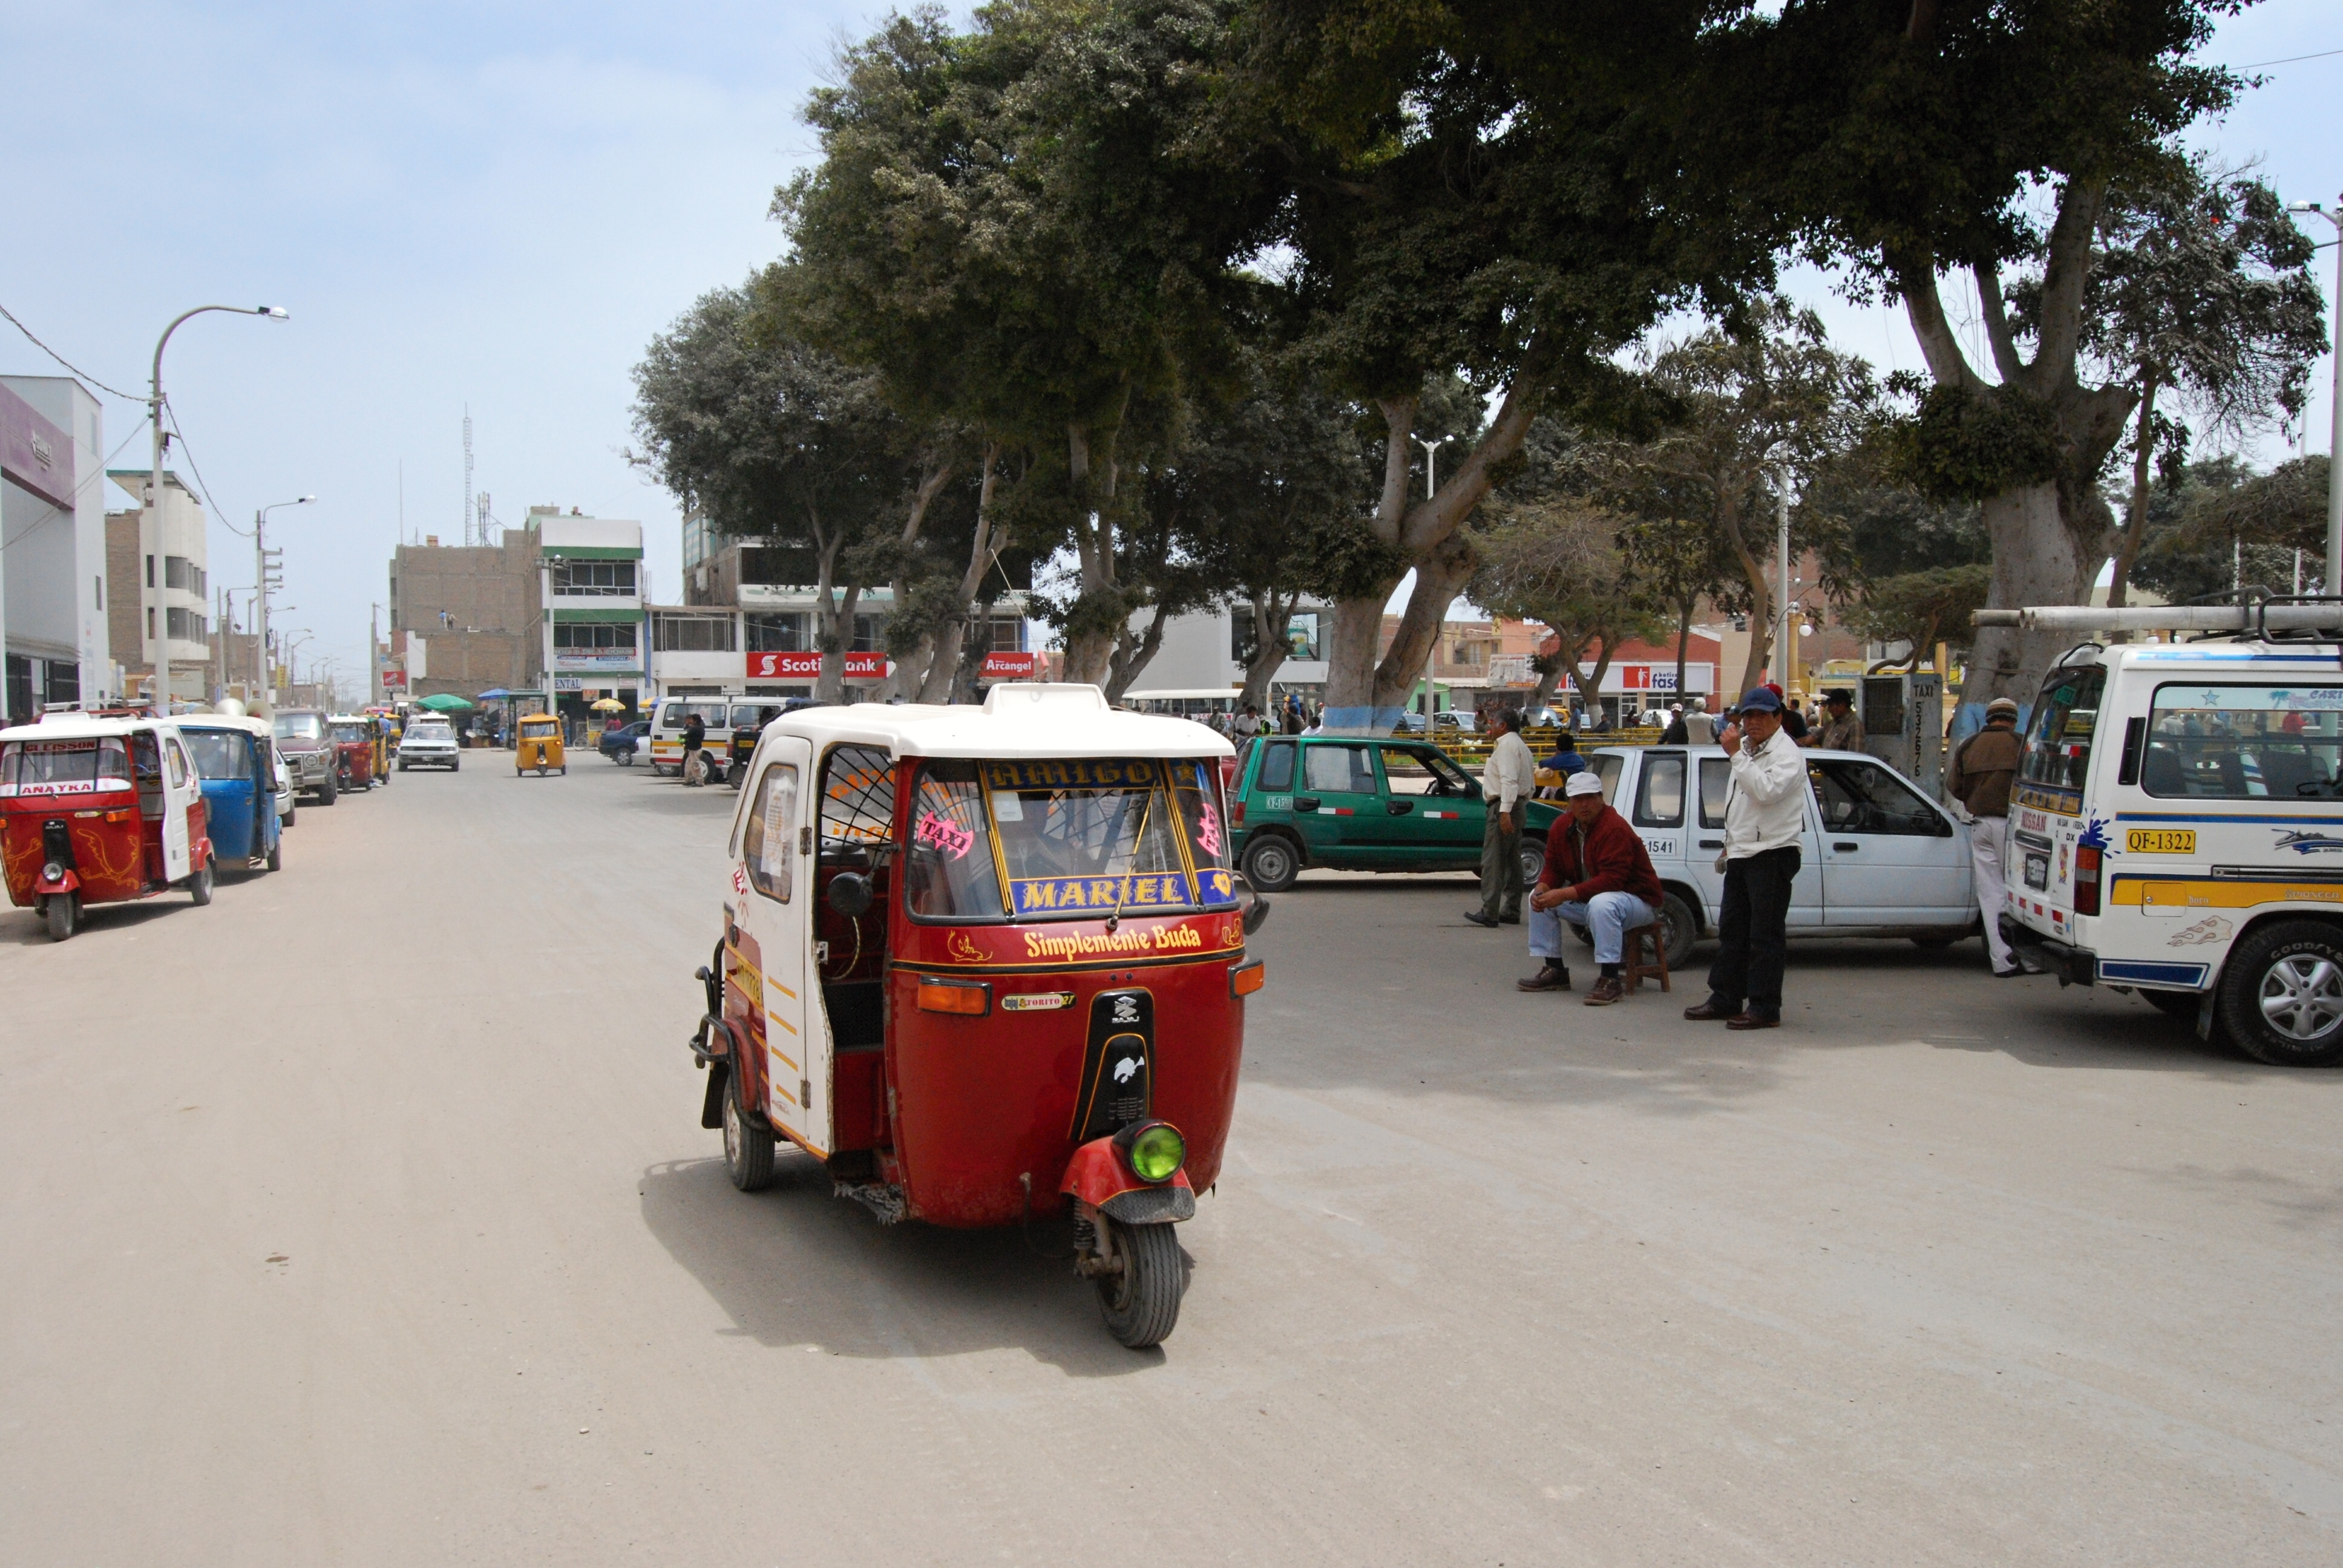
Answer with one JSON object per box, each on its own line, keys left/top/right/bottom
{"left": 515, "top": 714, "right": 566, "bottom": 776}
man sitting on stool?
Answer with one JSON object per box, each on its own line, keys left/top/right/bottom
{"left": 1519, "top": 771, "right": 1665, "bottom": 1005}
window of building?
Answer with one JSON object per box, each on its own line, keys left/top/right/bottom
{"left": 744, "top": 613, "right": 807, "bottom": 652}
{"left": 983, "top": 616, "right": 1026, "bottom": 652}
{"left": 165, "top": 607, "right": 206, "bottom": 642}
{"left": 550, "top": 560, "right": 638, "bottom": 596}
{"left": 552, "top": 621, "right": 638, "bottom": 653}
{"left": 94, "top": 576, "right": 103, "bottom": 611}
{"left": 652, "top": 613, "right": 738, "bottom": 653}
{"left": 852, "top": 615, "right": 885, "bottom": 653}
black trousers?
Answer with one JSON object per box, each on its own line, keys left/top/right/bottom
{"left": 1706, "top": 845, "right": 1801, "bottom": 1021}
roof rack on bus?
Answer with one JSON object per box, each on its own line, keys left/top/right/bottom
{"left": 1973, "top": 592, "right": 2343, "bottom": 638}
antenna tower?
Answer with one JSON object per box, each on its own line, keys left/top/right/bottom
{"left": 462, "top": 411, "right": 476, "bottom": 546}
{"left": 477, "top": 491, "right": 493, "bottom": 544}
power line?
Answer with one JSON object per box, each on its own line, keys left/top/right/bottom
{"left": 162, "top": 400, "right": 235, "bottom": 534}
{"left": 2239, "top": 47, "right": 2343, "bottom": 69}
{"left": 0, "top": 302, "right": 143, "bottom": 400}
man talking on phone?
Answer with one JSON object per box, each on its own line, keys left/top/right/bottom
{"left": 1684, "top": 687, "right": 1806, "bottom": 1029}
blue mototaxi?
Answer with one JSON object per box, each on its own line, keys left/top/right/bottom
{"left": 175, "top": 717, "right": 283, "bottom": 873}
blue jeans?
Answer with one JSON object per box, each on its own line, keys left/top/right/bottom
{"left": 1529, "top": 891, "right": 1657, "bottom": 965}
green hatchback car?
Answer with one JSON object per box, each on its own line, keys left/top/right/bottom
{"left": 1228, "top": 734, "right": 1560, "bottom": 892}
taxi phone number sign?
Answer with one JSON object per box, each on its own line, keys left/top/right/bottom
{"left": 2126, "top": 829, "right": 2196, "bottom": 854}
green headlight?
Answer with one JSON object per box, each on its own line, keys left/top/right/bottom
{"left": 1126, "top": 1122, "right": 1185, "bottom": 1184}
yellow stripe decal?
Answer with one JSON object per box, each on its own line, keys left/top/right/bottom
{"left": 2113, "top": 878, "right": 2343, "bottom": 910}
{"left": 766, "top": 1042, "right": 800, "bottom": 1072}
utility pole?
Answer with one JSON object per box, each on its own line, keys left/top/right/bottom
{"left": 1413, "top": 434, "right": 1451, "bottom": 733}
{"left": 254, "top": 495, "right": 311, "bottom": 714}
{"left": 1775, "top": 469, "right": 1793, "bottom": 690}
{"left": 144, "top": 304, "right": 287, "bottom": 711}
{"left": 2286, "top": 198, "right": 2343, "bottom": 594}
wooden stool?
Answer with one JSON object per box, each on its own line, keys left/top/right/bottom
{"left": 1623, "top": 922, "right": 1671, "bottom": 994}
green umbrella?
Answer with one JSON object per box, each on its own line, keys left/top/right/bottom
{"left": 417, "top": 693, "right": 474, "bottom": 713}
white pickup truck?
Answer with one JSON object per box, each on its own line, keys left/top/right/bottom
{"left": 1575, "top": 743, "right": 1979, "bottom": 967}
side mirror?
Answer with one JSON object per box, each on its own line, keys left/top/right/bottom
{"left": 827, "top": 872, "right": 873, "bottom": 918}
{"left": 1232, "top": 871, "right": 1271, "bottom": 935}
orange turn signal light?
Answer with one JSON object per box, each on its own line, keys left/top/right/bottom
{"left": 917, "top": 977, "right": 991, "bottom": 1016}
{"left": 1231, "top": 959, "right": 1266, "bottom": 997}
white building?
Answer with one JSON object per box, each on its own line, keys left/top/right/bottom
{"left": 105, "top": 469, "right": 212, "bottom": 706}
{"left": 1, "top": 376, "right": 110, "bottom": 719}
{"left": 1122, "top": 601, "right": 1333, "bottom": 697}
{"left": 538, "top": 509, "right": 646, "bottom": 724}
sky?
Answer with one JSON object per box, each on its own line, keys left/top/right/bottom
{"left": 2, "top": 2, "right": 2339, "bottom": 694}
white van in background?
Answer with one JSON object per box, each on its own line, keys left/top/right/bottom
{"left": 648, "top": 698, "right": 735, "bottom": 779}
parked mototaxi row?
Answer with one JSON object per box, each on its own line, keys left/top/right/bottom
{"left": 0, "top": 700, "right": 395, "bottom": 942}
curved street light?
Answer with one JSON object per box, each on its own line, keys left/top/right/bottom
{"left": 254, "top": 494, "right": 314, "bottom": 710}
{"left": 2286, "top": 199, "right": 2342, "bottom": 594}
{"left": 142, "top": 304, "right": 289, "bottom": 710}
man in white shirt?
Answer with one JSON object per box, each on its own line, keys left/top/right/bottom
{"left": 1464, "top": 707, "right": 1534, "bottom": 927}
{"left": 1684, "top": 687, "right": 1806, "bottom": 1028}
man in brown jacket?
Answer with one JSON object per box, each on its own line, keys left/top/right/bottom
{"left": 1948, "top": 696, "right": 2025, "bottom": 976}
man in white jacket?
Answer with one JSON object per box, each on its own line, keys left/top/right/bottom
{"left": 1464, "top": 707, "right": 1534, "bottom": 927}
{"left": 1684, "top": 686, "right": 1806, "bottom": 1030}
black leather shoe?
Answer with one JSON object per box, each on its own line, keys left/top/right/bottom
{"left": 1725, "top": 1013, "right": 1781, "bottom": 1030}
{"left": 1500, "top": 912, "right": 1522, "bottom": 925}
{"left": 1682, "top": 999, "right": 1737, "bottom": 1021}
{"left": 1463, "top": 910, "right": 1501, "bottom": 928}
{"left": 1517, "top": 964, "right": 1571, "bottom": 993}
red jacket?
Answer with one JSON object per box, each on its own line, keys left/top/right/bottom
{"left": 1539, "top": 804, "right": 1663, "bottom": 907}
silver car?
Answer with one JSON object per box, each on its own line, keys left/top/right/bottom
{"left": 397, "top": 720, "right": 461, "bottom": 771}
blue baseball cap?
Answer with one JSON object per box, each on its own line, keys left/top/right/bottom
{"left": 1734, "top": 687, "right": 1784, "bottom": 714}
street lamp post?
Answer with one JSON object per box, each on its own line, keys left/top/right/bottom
{"left": 142, "top": 305, "right": 287, "bottom": 711}
{"left": 2287, "top": 199, "right": 2343, "bottom": 595}
{"left": 283, "top": 632, "right": 313, "bottom": 702}
{"left": 255, "top": 495, "right": 313, "bottom": 714}
{"left": 1412, "top": 434, "right": 1452, "bottom": 733}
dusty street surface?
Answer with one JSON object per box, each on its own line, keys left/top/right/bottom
{"left": 3, "top": 754, "right": 2338, "bottom": 1565}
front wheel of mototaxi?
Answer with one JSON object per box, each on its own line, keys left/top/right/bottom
{"left": 721, "top": 1053, "right": 778, "bottom": 1192}
{"left": 1095, "top": 1218, "right": 1186, "bottom": 1349}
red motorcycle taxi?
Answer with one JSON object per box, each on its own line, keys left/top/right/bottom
{"left": 0, "top": 713, "right": 217, "bottom": 941}
{"left": 690, "top": 683, "right": 1269, "bottom": 1348}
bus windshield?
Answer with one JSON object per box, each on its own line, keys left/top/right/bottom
{"left": 903, "top": 757, "right": 1239, "bottom": 921}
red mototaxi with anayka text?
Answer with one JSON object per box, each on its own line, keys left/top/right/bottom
{"left": 691, "top": 683, "right": 1268, "bottom": 1348}
{"left": 0, "top": 712, "right": 218, "bottom": 941}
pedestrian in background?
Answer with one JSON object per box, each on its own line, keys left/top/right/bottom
{"left": 1948, "top": 695, "right": 2026, "bottom": 978}
{"left": 681, "top": 709, "right": 708, "bottom": 786}
{"left": 1685, "top": 687, "right": 1805, "bottom": 1028}
{"left": 1464, "top": 707, "right": 1533, "bottom": 929}
{"left": 1519, "top": 771, "right": 1663, "bottom": 1004}
{"left": 1813, "top": 688, "right": 1864, "bottom": 751}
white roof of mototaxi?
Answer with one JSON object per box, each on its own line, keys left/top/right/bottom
{"left": 755, "top": 684, "right": 1235, "bottom": 763}
{"left": 0, "top": 713, "right": 184, "bottom": 744}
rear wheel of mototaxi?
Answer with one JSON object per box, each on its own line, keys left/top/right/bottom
{"left": 188, "top": 858, "right": 213, "bottom": 906}
{"left": 721, "top": 1049, "right": 778, "bottom": 1191}
{"left": 1096, "top": 1217, "right": 1186, "bottom": 1350}
{"left": 2218, "top": 919, "right": 2343, "bottom": 1068}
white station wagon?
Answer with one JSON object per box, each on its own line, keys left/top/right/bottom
{"left": 1576, "top": 743, "right": 1978, "bottom": 966}
{"left": 397, "top": 719, "right": 461, "bottom": 771}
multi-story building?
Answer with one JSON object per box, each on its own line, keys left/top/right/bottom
{"left": 388, "top": 507, "right": 646, "bottom": 725}
{"left": 105, "top": 468, "right": 211, "bottom": 708}
{"left": 1119, "top": 601, "right": 1336, "bottom": 700}
{"left": 678, "top": 535, "right": 1034, "bottom": 701}
{"left": 1, "top": 376, "right": 111, "bottom": 720}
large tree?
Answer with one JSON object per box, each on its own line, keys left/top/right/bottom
{"left": 2050, "top": 160, "right": 2327, "bottom": 609}
{"left": 1735, "top": 0, "right": 2249, "bottom": 726}
{"left": 778, "top": 2, "right": 1279, "bottom": 688}
{"left": 631, "top": 284, "right": 911, "bottom": 702}
{"left": 1216, "top": 0, "right": 1781, "bottom": 730}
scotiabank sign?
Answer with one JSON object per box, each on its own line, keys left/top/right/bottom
{"left": 746, "top": 652, "right": 889, "bottom": 680}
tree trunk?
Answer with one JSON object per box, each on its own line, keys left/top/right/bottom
{"left": 2105, "top": 373, "right": 2158, "bottom": 616}
{"left": 1237, "top": 589, "right": 1296, "bottom": 714}
{"left": 918, "top": 445, "right": 1002, "bottom": 705}
{"left": 1060, "top": 407, "right": 1128, "bottom": 687}
{"left": 1958, "top": 480, "right": 2091, "bottom": 719}
{"left": 1321, "top": 344, "right": 1553, "bottom": 730}
{"left": 876, "top": 451, "right": 958, "bottom": 701}
{"left": 1105, "top": 601, "right": 1171, "bottom": 704}
{"left": 1672, "top": 598, "right": 1694, "bottom": 702}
